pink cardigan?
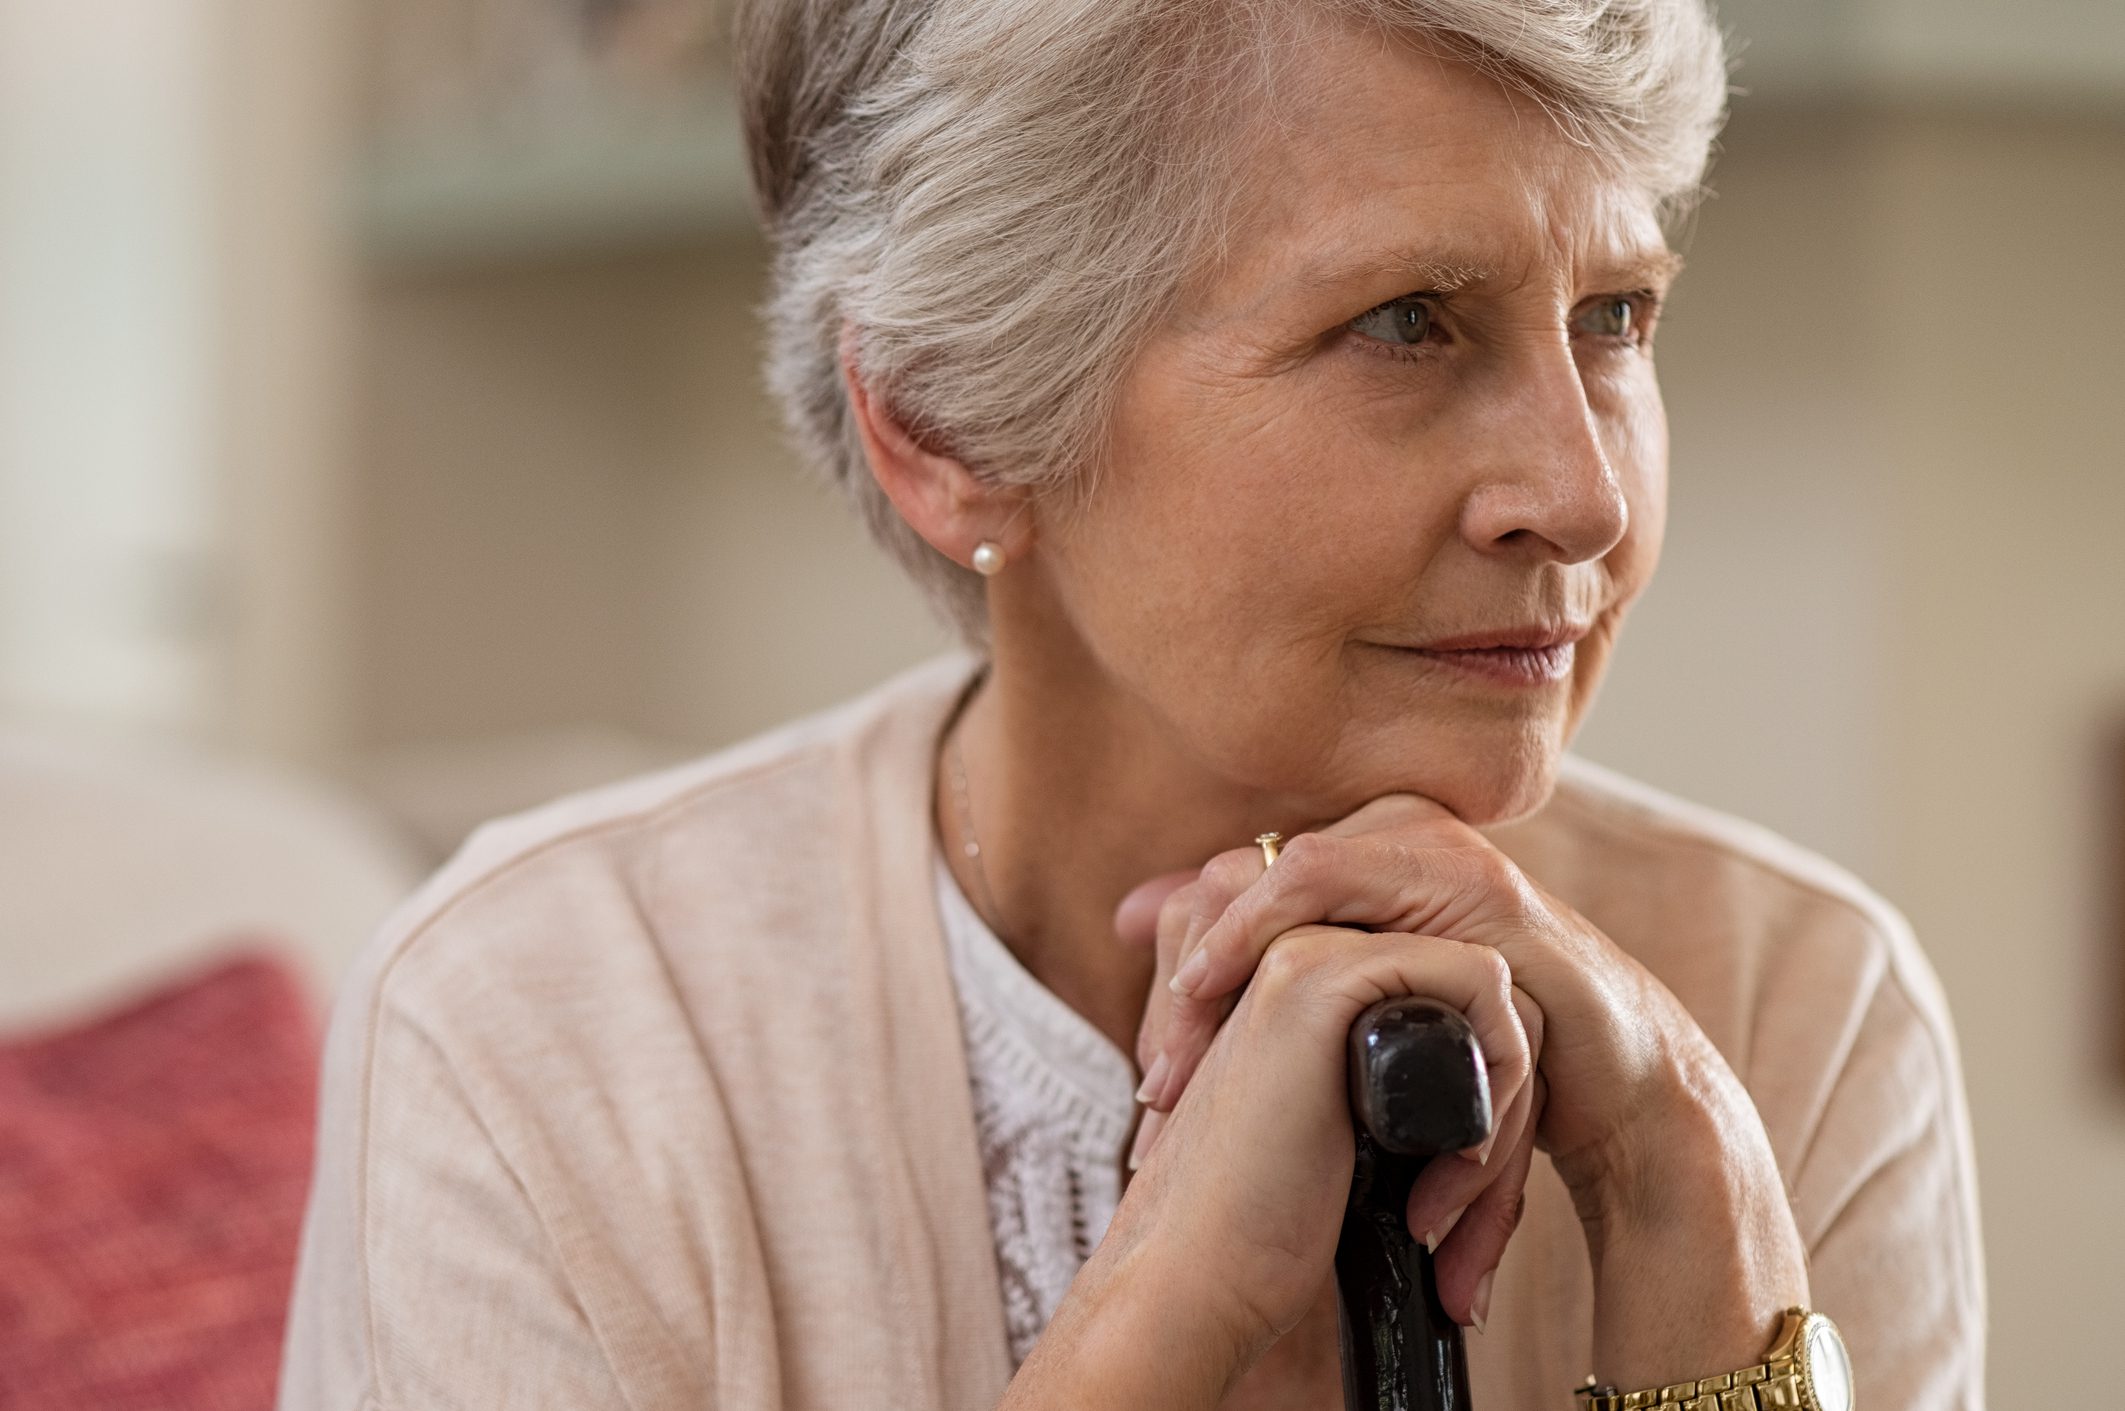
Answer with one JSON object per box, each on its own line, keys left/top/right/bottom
{"left": 279, "top": 653, "right": 1984, "bottom": 1409}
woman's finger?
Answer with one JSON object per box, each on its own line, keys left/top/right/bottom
{"left": 1170, "top": 832, "right": 1534, "bottom": 1010}
{"left": 1136, "top": 846, "right": 1265, "bottom": 1098}
{"left": 1114, "top": 870, "right": 1196, "bottom": 950}
{"left": 1158, "top": 930, "right": 1534, "bottom": 1173}
{"left": 1123, "top": 809, "right": 1448, "bottom": 1093}
{"left": 1120, "top": 871, "right": 1201, "bottom": 1097}
{"left": 1402, "top": 1050, "right": 1530, "bottom": 1238}
{"left": 1156, "top": 930, "right": 1530, "bottom": 1167}
{"left": 1146, "top": 837, "right": 1314, "bottom": 1112}
{"left": 1411, "top": 991, "right": 1543, "bottom": 1328}
{"left": 1130, "top": 925, "right": 1531, "bottom": 1180}
{"left": 1132, "top": 879, "right": 1203, "bottom": 1076}
{"left": 1177, "top": 844, "right": 1272, "bottom": 979}
{"left": 1429, "top": 1081, "right": 1539, "bottom": 1330}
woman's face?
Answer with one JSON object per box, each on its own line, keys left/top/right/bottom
{"left": 1022, "top": 28, "right": 1679, "bottom": 826}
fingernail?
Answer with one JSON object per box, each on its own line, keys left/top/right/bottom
{"left": 1134, "top": 1053, "right": 1170, "bottom": 1106}
{"left": 1423, "top": 1205, "right": 1465, "bottom": 1254}
{"left": 1127, "top": 1109, "right": 1167, "bottom": 1172}
{"left": 1169, "top": 949, "right": 1210, "bottom": 997}
{"left": 1470, "top": 1270, "right": 1495, "bottom": 1334}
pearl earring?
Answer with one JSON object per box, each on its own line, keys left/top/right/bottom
{"left": 971, "top": 540, "right": 1007, "bottom": 576}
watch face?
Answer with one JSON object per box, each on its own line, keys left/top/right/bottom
{"left": 1802, "top": 1315, "right": 1855, "bottom": 1411}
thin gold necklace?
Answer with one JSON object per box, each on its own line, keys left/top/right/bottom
{"left": 946, "top": 711, "right": 1009, "bottom": 933}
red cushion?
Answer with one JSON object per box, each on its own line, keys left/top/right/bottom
{"left": 0, "top": 951, "right": 319, "bottom": 1410}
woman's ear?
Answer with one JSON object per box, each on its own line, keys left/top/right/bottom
{"left": 839, "top": 325, "right": 1029, "bottom": 570}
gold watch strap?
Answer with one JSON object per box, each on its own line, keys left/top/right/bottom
{"left": 1576, "top": 1310, "right": 1814, "bottom": 1411}
{"left": 1576, "top": 1358, "right": 1810, "bottom": 1411}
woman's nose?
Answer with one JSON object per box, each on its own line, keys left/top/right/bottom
{"left": 1456, "top": 349, "right": 1630, "bottom": 566}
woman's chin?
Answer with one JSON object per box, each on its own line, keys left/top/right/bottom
{"left": 1459, "top": 768, "right": 1562, "bottom": 828}
{"left": 1340, "top": 733, "right": 1564, "bottom": 829}
{"left": 1429, "top": 767, "right": 1559, "bottom": 828}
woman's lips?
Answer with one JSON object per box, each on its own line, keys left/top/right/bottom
{"left": 1393, "top": 641, "right": 1577, "bottom": 686}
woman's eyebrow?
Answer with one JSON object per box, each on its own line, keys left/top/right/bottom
{"left": 1288, "top": 247, "right": 1499, "bottom": 299}
{"left": 1287, "top": 243, "right": 1683, "bottom": 300}
{"left": 1592, "top": 248, "right": 1687, "bottom": 290}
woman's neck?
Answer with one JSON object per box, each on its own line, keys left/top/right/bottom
{"left": 935, "top": 646, "right": 1312, "bottom": 1058}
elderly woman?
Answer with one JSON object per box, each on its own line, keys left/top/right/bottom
{"left": 280, "top": 2, "right": 1984, "bottom": 1408}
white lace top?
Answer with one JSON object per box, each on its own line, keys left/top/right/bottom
{"left": 934, "top": 854, "right": 1139, "bottom": 1368}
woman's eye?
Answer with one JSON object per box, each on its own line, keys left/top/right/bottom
{"left": 1349, "top": 295, "right": 1438, "bottom": 347}
{"left": 1574, "top": 296, "right": 1640, "bottom": 340}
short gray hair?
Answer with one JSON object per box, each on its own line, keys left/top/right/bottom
{"left": 736, "top": 0, "right": 1730, "bottom": 645}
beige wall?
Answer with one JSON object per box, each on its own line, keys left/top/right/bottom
{"left": 350, "top": 244, "right": 947, "bottom": 755}
{"left": 336, "top": 100, "right": 2122, "bottom": 1403}
{"left": 1877, "top": 109, "right": 2125, "bottom": 1386}
{"left": 212, "top": 0, "right": 366, "bottom": 766}
{"left": 1579, "top": 103, "right": 2125, "bottom": 1399}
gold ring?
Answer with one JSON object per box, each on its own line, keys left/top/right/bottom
{"left": 1256, "top": 831, "right": 1283, "bottom": 867}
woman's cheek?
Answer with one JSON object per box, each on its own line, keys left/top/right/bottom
{"left": 1335, "top": 363, "right": 1461, "bottom": 449}
{"left": 1586, "top": 362, "right": 1666, "bottom": 508}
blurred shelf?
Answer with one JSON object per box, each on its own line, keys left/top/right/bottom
{"left": 355, "top": 84, "right": 759, "bottom": 265}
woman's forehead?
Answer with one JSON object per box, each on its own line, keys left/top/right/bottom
{"left": 1201, "top": 32, "right": 1673, "bottom": 311}
{"left": 1197, "top": 176, "right": 1673, "bottom": 330}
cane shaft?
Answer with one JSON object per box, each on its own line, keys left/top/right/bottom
{"left": 1335, "top": 998, "right": 1491, "bottom": 1411}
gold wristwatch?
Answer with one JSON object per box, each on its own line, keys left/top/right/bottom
{"left": 1576, "top": 1308, "right": 1854, "bottom": 1411}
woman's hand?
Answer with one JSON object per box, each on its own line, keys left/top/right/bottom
{"left": 1006, "top": 920, "right": 1531, "bottom": 1410}
{"left": 1121, "top": 794, "right": 1811, "bottom": 1392}
{"left": 1123, "top": 856, "right": 1545, "bottom": 1332}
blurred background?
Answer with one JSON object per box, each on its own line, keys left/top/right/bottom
{"left": 1, "top": 0, "right": 2118, "bottom": 1403}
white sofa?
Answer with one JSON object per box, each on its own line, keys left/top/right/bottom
{"left": 0, "top": 730, "right": 424, "bottom": 1030}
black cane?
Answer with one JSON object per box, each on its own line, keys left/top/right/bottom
{"left": 1336, "top": 996, "right": 1492, "bottom": 1411}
